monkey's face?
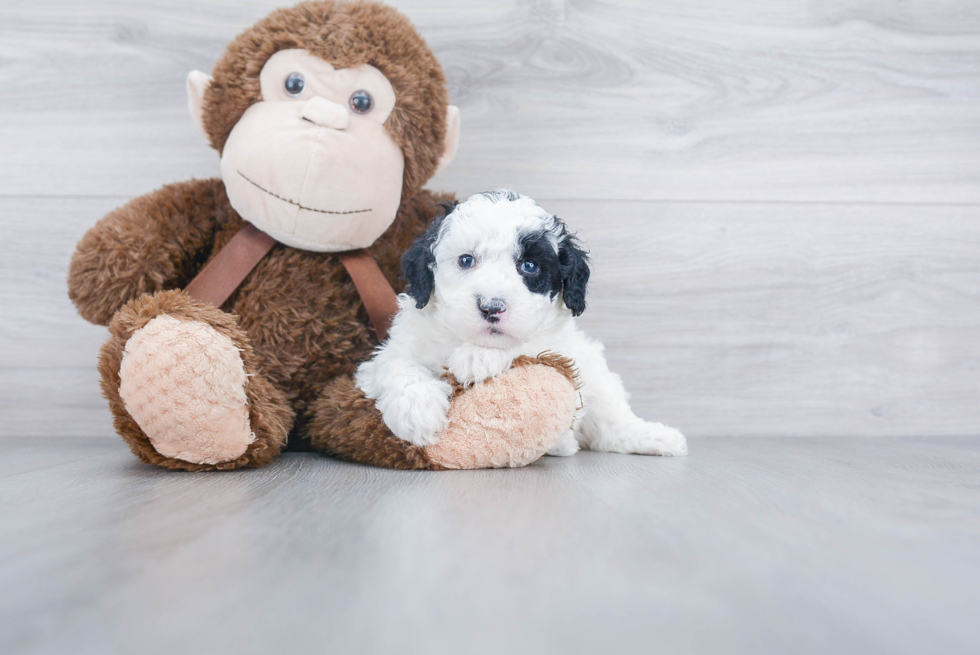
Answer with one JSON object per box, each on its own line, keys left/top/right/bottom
{"left": 218, "top": 49, "right": 405, "bottom": 252}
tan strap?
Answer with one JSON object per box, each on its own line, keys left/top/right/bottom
{"left": 184, "top": 224, "right": 398, "bottom": 342}
{"left": 336, "top": 248, "right": 399, "bottom": 342}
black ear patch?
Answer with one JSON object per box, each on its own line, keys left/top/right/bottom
{"left": 400, "top": 205, "right": 453, "bottom": 309}
{"left": 517, "top": 229, "right": 563, "bottom": 298}
{"left": 557, "top": 227, "right": 590, "bottom": 316}
{"left": 516, "top": 218, "right": 591, "bottom": 316}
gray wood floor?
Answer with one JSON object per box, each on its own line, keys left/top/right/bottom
{"left": 2, "top": 437, "right": 978, "bottom": 655}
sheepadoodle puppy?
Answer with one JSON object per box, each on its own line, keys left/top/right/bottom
{"left": 355, "top": 190, "right": 687, "bottom": 457}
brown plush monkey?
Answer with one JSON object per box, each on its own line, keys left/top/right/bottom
{"left": 68, "top": 1, "right": 575, "bottom": 471}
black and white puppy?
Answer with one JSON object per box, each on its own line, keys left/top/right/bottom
{"left": 355, "top": 190, "right": 687, "bottom": 457}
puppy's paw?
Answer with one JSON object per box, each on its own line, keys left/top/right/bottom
{"left": 447, "top": 345, "right": 515, "bottom": 386}
{"left": 376, "top": 380, "right": 453, "bottom": 446}
{"left": 622, "top": 421, "right": 688, "bottom": 456}
{"left": 546, "top": 430, "right": 580, "bottom": 457}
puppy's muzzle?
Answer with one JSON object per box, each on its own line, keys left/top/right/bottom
{"left": 477, "top": 296, "right": 507, "bottom": 324}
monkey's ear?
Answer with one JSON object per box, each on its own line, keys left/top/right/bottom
{"left": 435, "top": 106, "right": 461, "bottom": 173}
{"left": 186, "top": 70, "right": 213, "bottom": 141}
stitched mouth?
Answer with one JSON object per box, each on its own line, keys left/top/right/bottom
{"left": 238, "top": 171, "right": 371, "bottom": 215}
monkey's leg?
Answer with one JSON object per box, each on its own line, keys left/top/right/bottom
{"left": 99, "top": 290, "right": 294, "bottom": 471}
{"left": 307, "top": 375, "right": 441, "bottom": 470}
{"left": 307, "top": 355, "right": 580, "bottom": 470}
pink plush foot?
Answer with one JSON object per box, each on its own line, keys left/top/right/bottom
{"left": 118, "top": 314, "right": 255, "bottom": 465}
{"left": 423, "top": 355, "right": 580, "bottom": 469}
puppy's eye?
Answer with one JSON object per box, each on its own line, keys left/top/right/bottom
{"left": 349, "top": 90, "right": 373, "bottom": 114}
{"left": 520, "top": 260, "right": 539, "bottom": 274}
{"left": 284, "top": 72, "right": 305, "bottom": 97}
{"left": 458, "top": 254, "right": 475, "bottom": 269}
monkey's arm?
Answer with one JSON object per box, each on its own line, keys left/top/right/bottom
{"left": 68, "top": 179, "right": 223, "bottom": 326}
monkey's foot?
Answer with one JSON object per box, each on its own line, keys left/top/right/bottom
{"left": 118, "top": 314, "right": 254, "bottom": 465}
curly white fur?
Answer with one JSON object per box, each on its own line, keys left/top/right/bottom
{"left": 356, "top": 190, "right": 687, "bottom": 457}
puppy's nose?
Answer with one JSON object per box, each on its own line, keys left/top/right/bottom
{"left": 301, "top": 96, "right": 349, "bottom": 130}
{"left": 477, "top": 297, "right": 507, "bottom": 322}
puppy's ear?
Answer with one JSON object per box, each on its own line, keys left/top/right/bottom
{"left": 557, "top": 229, "right": 590, "bottom": 316}
{"left": 401, "top": 235, "right": 435, "bottom": 309}
{"left": 401, "top": 212, "right": 448, "bottom": 309}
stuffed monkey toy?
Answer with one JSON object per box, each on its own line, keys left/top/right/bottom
{"left": 68, "top": 1, "right": 575, "bottom": 471}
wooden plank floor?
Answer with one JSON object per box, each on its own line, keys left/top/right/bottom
{"left": 2, "top": 437, "right": 978, "bottom": 654}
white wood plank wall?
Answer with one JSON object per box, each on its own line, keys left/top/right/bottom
{"left": 1, "top": 0, "right": 978, "bottom": 438}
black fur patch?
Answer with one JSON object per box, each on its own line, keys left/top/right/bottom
{"left": 480, "top": 189, "right": 521, "bottom": 203}
{"left": 517, "top": 230, "right": 563, "bottom": 298}
{"left": 517, "top": 219, "right": 590, "bottom": 315}
{"left": 557, "top": 225, "right": 590, "bottom": 316}
{"left": 400, "top": 204, "right": 455, "bottom": 308}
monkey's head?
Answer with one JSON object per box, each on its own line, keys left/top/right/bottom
{"left": 186, "top": 1, "right": 460, "bottom": 252}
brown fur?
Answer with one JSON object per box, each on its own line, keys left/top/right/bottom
{"left": 204, "top": 0, "right": 448, "bottom": 197}
{"left": 309, "top": 355, "right": 580, "bottom": 470}
{"left": 68, "top": 178, "right": 222, "bottom": 327}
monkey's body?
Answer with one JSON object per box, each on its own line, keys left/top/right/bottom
{"left": 70, "top": 178, "right": 450, "bottom": 469}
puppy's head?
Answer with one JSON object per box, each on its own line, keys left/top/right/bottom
{"left": 401, "top": 190, "right": 590, "bottom": 347}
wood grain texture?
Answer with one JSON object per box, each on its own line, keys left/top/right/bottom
{"left": 1, "top": 437, "right": 978, "bottom": 654}
{"left": 555, "top": 199, "right": 980, "bottom": 438}
{"left": 4, "top": 197, "right": 978, "bottom": 438}
{"left": 1, "top": 1, "right": 977, "bottom": 439}
{"left": 0, "top": 0, "right": 978, "bottom": 201}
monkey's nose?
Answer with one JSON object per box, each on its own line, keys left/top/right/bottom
{"left": 301, "top": 96, "right": 349, "bottom": 130}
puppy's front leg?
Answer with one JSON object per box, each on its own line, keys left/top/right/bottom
{"left": 447, "top": 344, "right": 517, "bottom": 386}
{"left": 356, "top": 356, "right": 452, "bottom": 447}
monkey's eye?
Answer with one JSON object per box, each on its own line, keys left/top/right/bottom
{"left": 349, "top": 90, "right": 374, "bottom": 114}
{"left": 520, "top": 260, "right": 539, "bottom": 275}
{"left": 458, "top": 254, "right": 475, "bottom": 269}
{"left": 284, "top": 72, "right": 305, "bottom": 97}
